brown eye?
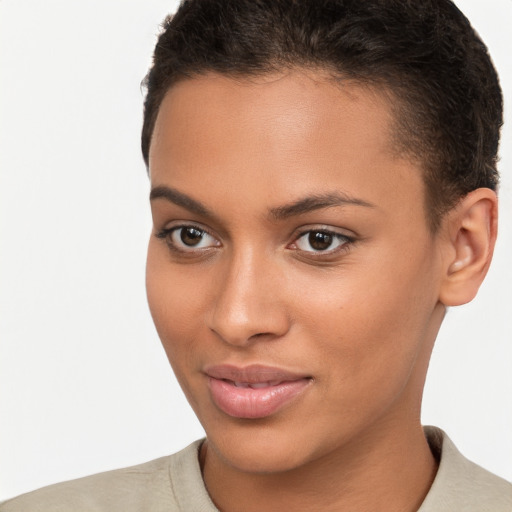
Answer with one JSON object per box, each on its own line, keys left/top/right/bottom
{"left": 156, "top": 225, "right": 220, "bottom": 252}
{"left": 308, "top": 231, "right": 333, "bottom": 251}
{"left": 180, "top": 227, "right": 204, "bottom": 246}
{"left": 294, "top": 229, "right": 352, "bottom": 253}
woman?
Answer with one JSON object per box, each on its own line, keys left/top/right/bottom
{"left": 1, "top": 0, "right": 511, "bottom": 510}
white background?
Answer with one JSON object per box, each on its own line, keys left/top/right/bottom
{"left": 0, "top": 0, "right": 511, "bottom": 501}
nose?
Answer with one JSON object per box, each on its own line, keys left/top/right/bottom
{"left": 207, "top": 250, "right": 290, "bottom": 347}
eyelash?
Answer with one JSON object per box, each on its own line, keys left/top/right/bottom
{"left": 290, "top": 228, "right": 355, "bottom": 258}
{"left": 155, "top": 224, "right": 220, "bottom": 255}
{"left": 155, "top": 225, "right": 355, "bottom": 258}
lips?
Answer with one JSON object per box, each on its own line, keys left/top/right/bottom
{"left": 205, "top": 364, "right": 312, "bottom": 419}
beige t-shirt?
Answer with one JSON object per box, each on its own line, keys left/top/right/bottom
{"left": 1, "top": 427, "right": 511, "bottom": 511}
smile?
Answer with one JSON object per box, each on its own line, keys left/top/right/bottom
{"left": 205, "top": 365, "right": 312, "bottom": 419}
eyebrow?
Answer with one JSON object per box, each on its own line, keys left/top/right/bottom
{"left": 150, "top": 186, "right": 213, "bottom": 217}
{"left": 150, "top": 186, "right": 375, "bottom": 220}
{"left": 269, "top": 193, "right": 376, "bottom": 220}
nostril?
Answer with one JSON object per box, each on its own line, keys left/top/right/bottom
{"left": 250, "top": 332, "right": 272, "bottom": 339}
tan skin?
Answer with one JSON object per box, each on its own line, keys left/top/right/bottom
{"left": 146, "top": 70, "right": 497, "bottom": 512}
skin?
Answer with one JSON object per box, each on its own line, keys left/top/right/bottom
{"left": 146, "top": 70, "right": 497, "bottom": 511}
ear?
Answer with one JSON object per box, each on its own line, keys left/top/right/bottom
{"left": 439, "top": 188, "right": 498, "bottom": 307}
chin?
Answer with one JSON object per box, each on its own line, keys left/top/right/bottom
{"left": 211, "top": 439, "right": 311, "bottom": 474}
{"left": 204, "top": 417, "right": 325, "bottom": 474}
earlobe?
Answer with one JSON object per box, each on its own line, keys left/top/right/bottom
{"left": 439, "top": 188, "right": 498, "bottom": 307}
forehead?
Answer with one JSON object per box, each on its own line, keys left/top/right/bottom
{"left": 149, "top": 70, "right": 426, "bottom": 225}
{"left": 150, "top": 70, "right": 396, "bottom": 169}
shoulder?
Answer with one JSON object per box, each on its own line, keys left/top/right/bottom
{"left": 0, "top": 440, "right": 215, "bottom": 512}
{"left": 419, "top": 426, "right": 512, "bottom": 512}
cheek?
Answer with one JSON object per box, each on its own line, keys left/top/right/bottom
{"left": 293, "top": 245, "right": 438, "bottom": 403}
{"left": 146, "top": 242, "right": 206, "bottom": 366}
{"left": 146, "top": 245, "right": 215, "bottom": 417}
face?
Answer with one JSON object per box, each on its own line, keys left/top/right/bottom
{"left": 146, "top": 71, "right": 447, "bottom": 474}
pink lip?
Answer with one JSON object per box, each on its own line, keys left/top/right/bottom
{"left": 205, "top": 364, "right": 312, "bottom": 419}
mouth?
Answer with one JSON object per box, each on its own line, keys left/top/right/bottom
{"left": 204, "top": 364, "right": 313, "bottom": 419}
